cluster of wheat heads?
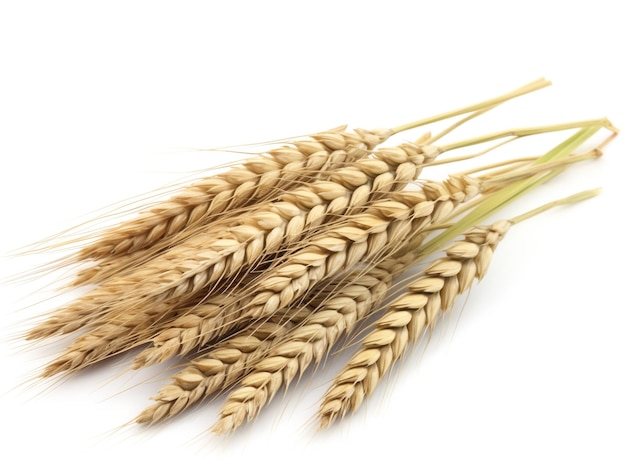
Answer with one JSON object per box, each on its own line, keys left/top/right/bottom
{"left": 19, "top": 79, "right": 617, "bottom": 436}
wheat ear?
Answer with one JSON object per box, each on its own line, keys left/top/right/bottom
{"left": 138, "top": 251, "right": 417, "bottom": 426}
{"left": 39, "top": 290, "right": 234, "bottom": 376}
{"left": 232, "top": 175, "right": 480, "bottom": 322}
{"left": 209, "top": 255, "right": 413, "bottom": 434}
{"left": 43, "top": 262, "right": 286, "bottom": 375}
{"left": 138, "top": 251, "right": 418, "bottom": 425}
{"left": 317, "top": 220, "right": 511, "bottom": 428}
{"left": 70, "top": 213, "right": 241, "bottom": 287}
{"left": 134, "top": 307, "right": 314, "bottom": 425}
{"left": 41, "top": 258, "right": 294, "bottom": 375}
{"left": 318, "top": 186, "right": 604, "bottom": 429}
{"left": 77, "top": 127, "right": 387, "bottom": 262}
{"left": 70, "top": 132, "right": 381, "bottom": 287}
{"left": 135, "top": 321, "right": 298, "bottom": 425}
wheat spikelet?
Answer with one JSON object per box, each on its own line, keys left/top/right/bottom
{"left": 317, "top": 220, "right": 511, "bottom": 429}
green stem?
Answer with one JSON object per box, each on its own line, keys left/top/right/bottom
{"left": 482, "top": 149, "right": 602, "bottom": 187}
{"left": 415, "top": 126, "right": 603, "bottom": 258}
{"left": 509, "top": 188, "right": 601, "bottom": 225}
{"left": 389, "top": 78, "right": 551, "bottom": 135}
{"left": 457, "top": 155, "right": 536, "bottom": 176}
{"left": 439, "top": 118, "right": 613, "bottom": 153}
{"left": 424, "top": 105, "right": 498, "bottom": 145}
{"left": 439, "top": 119, "right": 611, "bottom": 153}
{"left": 425, "top": 138, "right": 518, "bottom": 169}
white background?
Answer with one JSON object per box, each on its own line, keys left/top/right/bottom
{"left": 1, "top": 1, "right": 624, "bottom": 471}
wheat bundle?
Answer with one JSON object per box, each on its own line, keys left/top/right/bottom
{"left": 14, "top": 79, "right": 617, "bottom": 438}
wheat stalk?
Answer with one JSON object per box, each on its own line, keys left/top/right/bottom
{"left": 17, "top": 79, "right": 617, "bottom": 439}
